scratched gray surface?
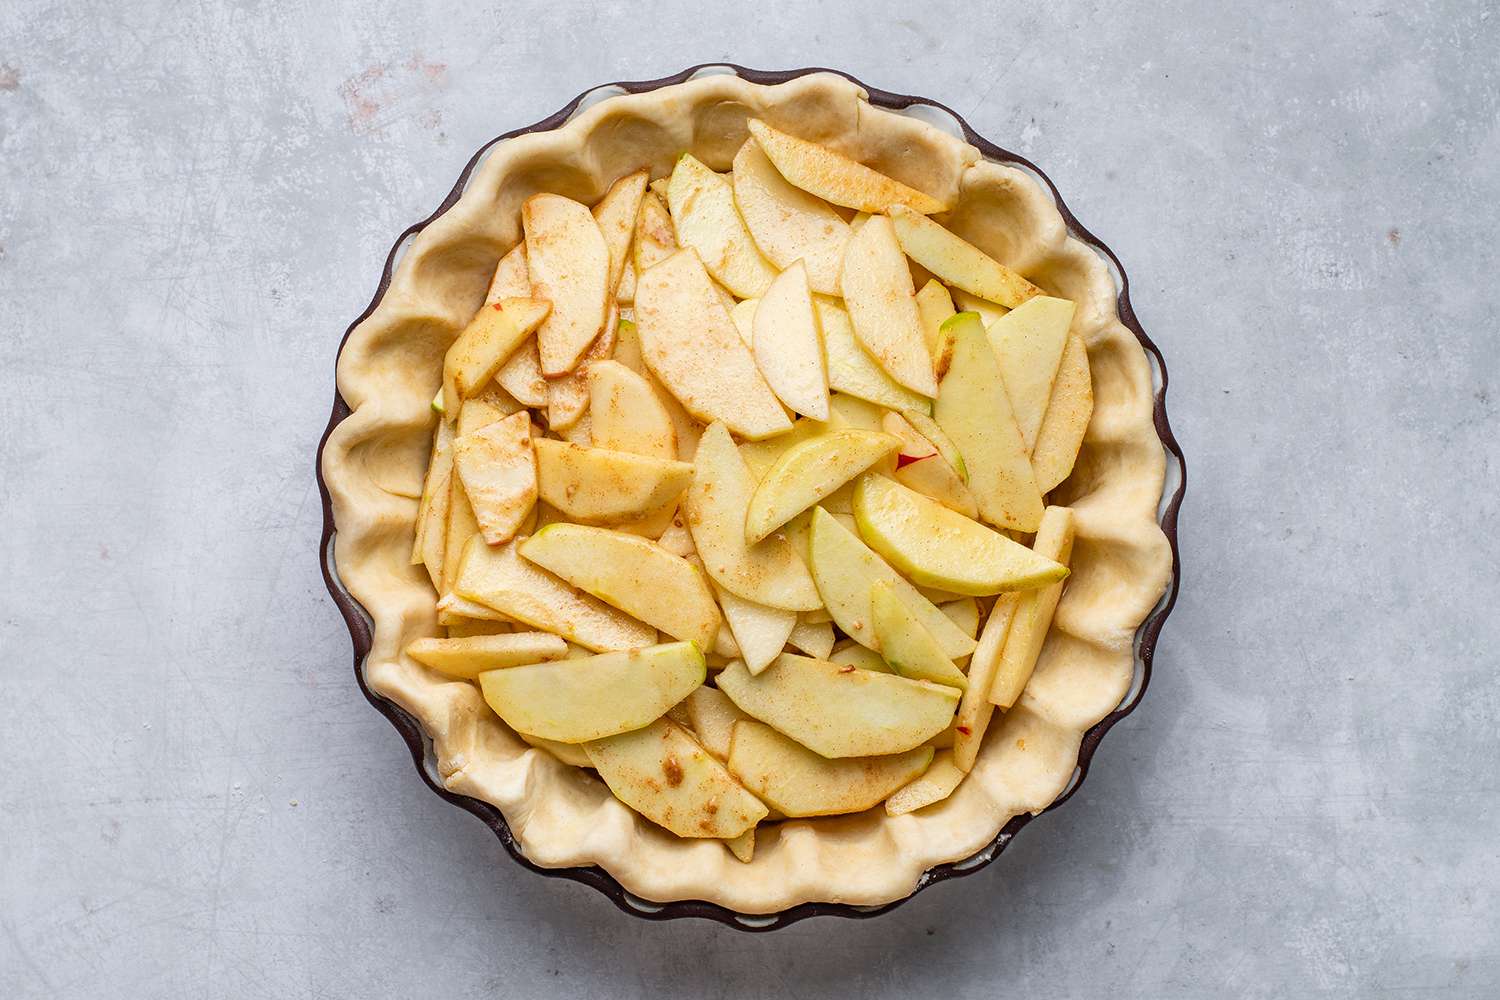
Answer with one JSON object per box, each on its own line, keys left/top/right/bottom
{"left": 2, "top": 1, "right": 1497, "bottom": 996}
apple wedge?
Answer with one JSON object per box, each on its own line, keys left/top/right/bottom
{"left": 752, "top": 262, "right": 829, "bottom": 420}
{"left": 632, "top": 189, "right": 678, "bottom": 274}
{"left": 612, "top": 317, "right": 704, "bottom": 461}
{"left": 888, "top": 204, "right": 1042, "bottom": 309}
{"left": 744, "top": 429, "right": 899, "bottom": 543}
{"left": 485, "top": 242, "right": 530, "bottom": 303}
{"left": 806, "top": 507, "right": 976, "bottom": 660}
{"left": 940, "top": 597, "right": 981, "bottom": 640}
{"left": 635, "top": 250, "right": 791, "bottom": 440}
{"left": 745, "top": 120, "right": 950, "bottom": 215}
{"left": 592, "top": 170, "right": 648, "bottom": 295}
{"left": 1031, "top": 331, "right": 1093, "bottom": 492}
{"left": 453, "top": 535, "right": 656, "bottom": 652}
{"left": 829, "top": 642, "right": 892, "bottom": 674}
{"left": 711, "top": 581, "right": 797, "bottom": 675}
{"left": 870, "top": 581, "right": 969, "bottom": 690}
{"left": 684, "top": 422, "right": 821, "bottom": 611}
{"left": 730, "top": 298, "right": 758, "bottom": 346}
{"left": 586, "top": 359, "right": 676, "bottom": 460}
{"left": 841, "top": 215, "right": 939, "bottom": 397}
{"left": 484, "top": 245, "right": 549, "bottom": 407}
{"left": 404, "top": 632, "right": 569, "bottom": 680}
{"left": 442, "top": 297, "right": 552, "bottom": 415}
{"left": 882, "top": 411, "right": 977, "bottom": 518}
{"left": 453, "top": 411, "right": 537, "bottom": 545}
{"left": 739, "top": 416, "right": 836, "bottom": 479}
{"left": 532, "top": 439, "right": 692, "bottom": 525}
{"left": 441, "top": 476, "right": 481, "bottom": 593}
{"left": 728, "top": 720, "right": 934, "bottom": 817}
{"left": 519, "top": 524, "right": 718, "bottom": 647}
{"left": 988, "top": 505, "right": 1075, "bottom": 709}
{"left": 933, "top": 312, "right": 1045, "bottom": 532}
{"left": 684, "top": 684, "right": 752, "bottom": 761}
{"left": 814, "top": 298, "right": 932, "bottom": 413}
{"left": 725, "top": 829, "right": 754, "bottom": 863}
{"left": 478, "top": 641, "right": 704, "bottom": 743}
{"left": 666, "top": 154, "right": 776, "bottom": 298}
{"left": 584, "top": 719, "right": 767, "bottom": 838}
{"left": 885, "top": 749, "right": 966, "bottom": 816}
{"left": 787, "top": 617, "right": 835, "bottom": 660}
{"left": 732, "top": 137, "right": 850, "bottom": 295}
{"left": 543, "top": 306, "right": 618, "bottom": 432}
{"left": 914, "top": 278, "right": 957, "bottom": 364}
{"left": 524, "top": 193, "right": 611, "bottom": 375}
{"left": 952, "top": 594, "right": 1019, "bottom": 772}
{"left": 413, "top": 419, "right": 455, "bottom": 562}
{"left": 951, "top": 288, "right": 1008, "bottom": 327}
{"left": 716, "top": 654, "right": 959, "bottom": 758}
{"left": 456, "top": 386, "right": 522, "bottom": 436}
{"left": 521, "top": 733, "right": 592, "bottom": 767}
{"left": 852, "top": 474, "right": 1066, "bottom": 596}
{"left": 987, "top": 295, "right": 1076, "bottom": 451}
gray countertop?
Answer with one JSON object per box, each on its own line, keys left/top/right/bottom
{"left": 2, "top": 1, "right": 1497, "bottom": 996}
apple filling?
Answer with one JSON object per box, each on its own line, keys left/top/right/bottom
{"left": 405, "top": 124, "right": 1094, "bottom": 861}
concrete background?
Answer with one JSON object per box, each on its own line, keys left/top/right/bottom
{"left": 2, "top": 1, "right": 1497, "bottom": 996}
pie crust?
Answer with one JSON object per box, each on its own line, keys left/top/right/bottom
{"left": 319, "top": 69, "right": 1176, "bottom": 914}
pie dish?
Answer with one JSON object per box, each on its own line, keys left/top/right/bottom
{"left": 316, "top": 65, "right": 1184, "bottom": 926}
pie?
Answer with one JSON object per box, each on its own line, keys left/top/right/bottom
{"left": 320, "top": 70, "right": 1174, "bottom": 914}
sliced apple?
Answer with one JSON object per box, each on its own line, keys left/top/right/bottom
{"left": 745, "top": 120, "right": 950, "bottom": 215}
{"left": 543, "top": 306, "right": 618, "bottom": 431}
{"left": 656, "top": 511, "right": 696, "bottom": 557}
{"left": 882, "top": 411, "right": 977, "bottom": 518}
{"left": 684, "top": 422, "right": 821, "bottom": 611}
{"left": 524, "top": 193, "right": 610, "bottom": 375}
{"left": 841, "top": 215, "right": 938, "bottom": 398}
{"left": 453, "top": 411, "right": 537, "bottom": 545}
{"left": 787, "top": 617, "right": 834, "bottom": 660}
{"left": 902, "top": 409, "right": 967, "bottom": 479}
{"left": 712, "top": 620, "right": 740, "bottom": 659}
{"left": 454, "top": 535, "right": 656, "bottom": 652}
{"left": 829, "top": 642, "right": 892, "bottom": 674}
{"left": 885, "top": 749, "right": 965, "bottom": 816}
{"left": 666, "top": 154, "right": 776, "bottom": 298}
{"left": 988, "top": 506, "right": 1075, "bottom": 709}
{"left": 950, "top": 287, "right": 1008, "bottom": 327}
{"left": 443, "top": 618, "right": 512, "bottom": 638}
{"left": 495, "top": 341, "right": 548, "bottom": 408}
{"left": 533, "top": 439, "right": 692, "bottom": 524}
{"left": 404, "top": 632, "right": 569, "bottom": 680}
{"left": 732, "top": 136, "right": 850, "bottom": 294}
{"left": 738, "top": 416, "right": 833, "bottom": 480}
{"left": 914, "top": 278, "right": 957, "bottom": 363}
{"left": 933, "top": 312, "right": 1045, "bottom": 532}
{"left": 712, "top": 581, "right": 797, "bottom": 675}
{"left": 478, "top": 641, "right": 703, "bottom": 743}
{"left": 716, "top": 653, "right": 959, "bottom": 758}
{"left": 442, "top": 297, "right": 552, "bottom": 415}
{"left": 744, "top": 429, "right": 899, "bottom": 543}
{"left": 635, "top": 250, "right": 791, "bottom": 440}
{"left": 940, "top": 597, "right": 981, "bottom": 640}
{"left": 752, "top": 262, "right": 829, "bottom": 420}
{"left": 456, "top": 385, "right": 522, "bottom": 436}
{"left": 586, "top": 359, "right": 675, "bottom": 460}
{"left": 805, "top": 507, "right": 976, "bottom": 659}
{"left": 684, "top": 684, "right": 752, "bottom": 761}
{"left": 584, "top": 718, "right": 766, "bottom": 838}
{"left": 852, "top": 474, "right": 1066, "bottom": 596}
{"left": 987, "top": 295, "right": 1075, "bottom": 451}
{"left": 632, "top": 189, "right": 677, "bottom": 274}
{"left": 952, "top": 594, "right": 1019, "bottom": 772}
{"left": 616, "top": 258, "right": 637, "bottom": 304}
{"left": 728, "top": 720, "right": 934, "bottom": 817}
{"left": 441, "top": 476, "right": 481, "bottom": 593}
{"left": 888, "top": 204, "right": 1042, "bottom": 309}
{"left": 1031, "top": 331, "right": 1093, "bottom": 492}
{"left": 413, "top": 419, "right": 455, "bottom": 565}
{"left": 592, "top": 170, "right": 648, "bottom": 295}
{"left": 521, "top": 733, "right": 591, "bottom": 767}
{"left": 612, "top": 317, "right": 703, "bottom": 461}
{"left": 729, "top": 298, "right": 758, "bottom": 346}
{"left": 725, "top": 829, "right": 754, "bottom": 863}
{"left": 870, "top": 580, "right": 969, "bottom": 690}
{"left": 485, "top": 242, "right": 530, "bottom": 302}
{"left": 814, "top": 297, "right": 931, "bottom": 413}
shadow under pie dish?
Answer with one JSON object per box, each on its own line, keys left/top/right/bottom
{"left": 316, "top": 65, "right": 1184, "bottom": 925}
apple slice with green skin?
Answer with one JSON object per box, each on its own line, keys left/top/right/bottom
{"left": 478, "top": 641, "right": 704, "bottom": 743}
{"left": 752, "top": 262, "right": 829, "bottom": 420}
{"left": 841, "top": 215, "right": 939, "bottom": 398}
{"left": 814, "top": 298, "right": 932, "bottom": 414}
{"left": 716, "top": 653, "right": 959, "bottom": 758}
{"left": 888, "top": 204, "right": 1042, "bottom": 309}
{"left": 745, "top": 120, "right": 950, "bottom": 215}
{"left": 584, "top": 718, "right": 767, "bottom": 838}
{"left": 739, "top": 416, "right": 836, "bottom": 480}
{"left": 592, "top": 170, "right": 648, "bottom": 296}
{"left": 667, "top": 154, "right": 776, "bottom": 298}
{"left": 732, "top": 137, "right": 851, "bottom": 295}
{"left": 519, "top": 523, "right": 720, "bottom": 648}
{"left": 454, "top": 535, "right": 656, "bottom": 652}
{"left": 934, "top": 312, "right": 1045, "bottom": 532}
{"left": 532, "top": 439, "right": 692, "bottom": 525}
{"left": 914, "top": 278, "right": 956, "bottom": 365}
{"left": 586, "top": 359, "right": 676, "bottom": 460}
{"left": 902, "top": 409, "right": 966, "bottom": 480}
{"left": 728, "top": 720, "right": 934, "bottom": 817}
{"left": 685, "top": 422, "right": 821, "bottom": 612}
{"left": 711, "top": 581, "right": 796, "bottom": 675}
{"left": 882, "top": 411, "right": 977, "bottom": 519}
{"left": 852, "top": 474, "right": 1067, "bottom": 596}
{"left": 442, "top": 297, "right": 552, "bottom": 415}
{"left": 684, "top": 684, "right": 753, "bottom": 761}
{"left": 806, "top": 507, "right": 976, "bottom": 659}
{"left": 987, "top": 295, "right": 1076, "bottom": 451}
{"left": 885, "top": 749, "right": 965, "bottom": 816}
{"left": 1031, "top": 331, "right": 1093, "bottom": 492}
{"left": 988, "top": 505, "right": 1075, "bottom": 708}
{"left": 453, "top": 411, "right": 537, "bottom": 545}
{"left": 523, "top": 194, "right": 611, "bottom": 376}
{"left": 404, "top": 632, "right": 569, "bottom": 680}
{"left": 787, "top": 617, "right": 834, "bottom": 660}
{"left": 870, "top": 581, "right": 969, "bottom": 690}
{"left": 829, "top": 641, "right": 893, "bottom": 674}
{"left": 744, "top": 429, "right": 900, "bottom": 543}
{"left": 632, "top": 190, "right": 677, "bottom": 275}
{"left": 635, "top": 249, "right": 792, "bottom": 440}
